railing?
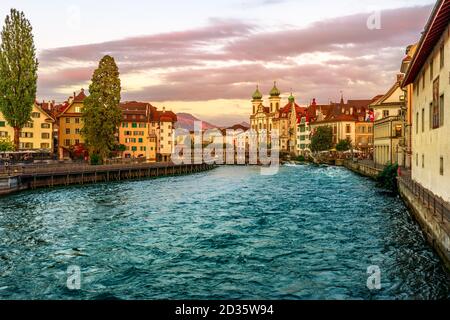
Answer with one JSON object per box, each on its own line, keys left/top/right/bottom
{"left": 398, "top": 174, "right": 450, "bottom": 223}
{"left": 0, "top": 161, "right": 175, "bottom": 176}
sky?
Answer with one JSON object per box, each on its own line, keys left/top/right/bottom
{"left": 0, "top": 0, "right": 436, "bottom": 126}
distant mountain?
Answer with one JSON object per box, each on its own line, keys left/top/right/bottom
{"left": 238, "top": 122, "right": 250, "bottom": 129}
{"left": 175, "top": 113, "right": 218, "bottom": 131}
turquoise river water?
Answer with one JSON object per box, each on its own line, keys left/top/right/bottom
{"left": 0, "top": 165, "right": 449, "bottom": 299}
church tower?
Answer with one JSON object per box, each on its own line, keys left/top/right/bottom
{"left": 269, "top": 81, "right": 281, "bottom": 113}
{"left": 251, "top": 85, "right": 263, "bottom": 114}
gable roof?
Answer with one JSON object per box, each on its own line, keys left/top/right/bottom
{"left": 370, "top": 81, "right": 402, "bottom": 107}
{"left": 403, "top": 0, "right": 450, "bottom": 85}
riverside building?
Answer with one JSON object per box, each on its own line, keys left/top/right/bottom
{"left": 402, "top": 0, "right": 450, "bottom": 202}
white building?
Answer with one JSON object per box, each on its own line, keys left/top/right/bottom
{"left": 403, "top": 0, "right": 450, "bottom": 202}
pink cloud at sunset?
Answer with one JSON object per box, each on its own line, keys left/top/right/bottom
{"left": 35, "top": 5, "right": 433, "bottom": 126}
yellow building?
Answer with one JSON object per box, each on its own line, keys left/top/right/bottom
{"left": 370, "top": 75, "right": 405, "bottom": 166}
{"left": 119, "top": 102, "right": 177, "bottom": 162}
{"left": 0, "top": 103, "right": 55, "bottom": 152}
{"left": 355, "top": 122, "right": 374, "bottom": 153}
{"left": 57, "top": 89, "right": 87, "bottom": 159}
{"left": 309, "top": 97, "right": 375, "bottom": 154}
{"left": 119, "top": 102, "right": 156, "bottom": 161}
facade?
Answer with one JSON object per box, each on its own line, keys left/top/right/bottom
{"left": 402, "top": 0, "right": 450, "bottom": 202}
{"left": 309, "top": 96, "right": 375, "bottom": 154}
{"left": 57, "top": 89, "right": 87, "bottom": 159}
{"left": 119, "top": 102, "right": 156, "bottom": 161}
{"left": 250, "top": 83, "right": 307, "bottom": 156}
{"left": 119, "top": 102, "right": 177, "bottom": 162}
{"left": 370, "top": 76, "right": 406, "bottom": 166}
{"left": 0, "top": 103, "right": 55, "bottom": 152}
{"left": 297, "top": 114, "right": 311, "bottom": 156}
{"left": 400, "top": 44, "right": 418, "bottom": 169}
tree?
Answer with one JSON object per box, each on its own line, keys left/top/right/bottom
{"left": 0, "top": 9, "right": 38, "bottom": 151}
{"left": 310, "top": 126, "right": 333, "bottom": 152}
{"left": 0, "top": 138, "right": 14, "bottom": 151}
{"left": 336, "top": 139, "right": 352, "bottom": 152}
{"left": 82, "top": 55, "right": 122, "bottom": 163}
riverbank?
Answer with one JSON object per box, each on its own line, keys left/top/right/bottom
{"left": 0, "top": 162, "right": 215, "bottom": 196}
{"left": 342, "top": 159, "right": 383, "bottom": 179}
{"left": 343, "top": 159, "right": 450, "bottom": 271}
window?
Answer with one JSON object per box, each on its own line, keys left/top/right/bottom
{"left": 24, "top": 122, "right": 33, "bottom": 128}
{"left": 66, "top": 128, "right": 70, "bottom": 134}
{"left": 440, "top": 156, "right": 444, "bottom": 176}
{"left": 383, "top": 110, "right": 389, "bottom": 118}
{"left": 75, "top": 118, "right": 80, "bottom": 124}
{"left": 122, "top": 123, "right": 128, "bottom": 128}
{"left": 31, "top": 112, "right": 40, "bottom": 118}
{"left": 20, "top": 142, "right": 33, "bottom": 149}
{"left": 346, "top": 124, "right": 351, "bottom": 134}
{"left": 132, "top": 123, "right": 137, "bottom": 128}
{"left": 132, "top": 146, "right": 137, "bottom": 152}
{"left": 138, "top": 138, "right": 143, "bottom": 143}
{"left": 0, "top": 131, "right": 8, "bottom": 137}
{"left": 416, "top": 153, "right": 419, "bottom": 167}
{"left": 75, "top": 106, "right": 81, "bottom": 113}
{"left": 140, "top": 146, "right": 146, "bottom": 151}
{"left": 440, "top": 95, "right": 444, "bottom": 127}
{"left": 440, "top": 45, "right": 445, "bottom": 69}
{"left": 422, "top": 108, "right": 425, "bottom": 132}
{"left": 40, "top": 143, "right": 50, "bottom": 149}
{"left": 41, "top": 123, "right": 50, "bottom": 129}
{"left": 20, "top": 132, "right": 33, "bottom": 138}
{"left": 395, "top": 125, "right": 402, "bottom": 138}
{"left": 416, "top": 112, "right": 419, "bottom": 134}
{"left": 422, "top": 71, "right": 425, "bottom": 89}
{"left": 65, "top": 139, "right": 71, "bottom": 146}
{"left": 430, "top": 60, "right": 434, "bottom": 81}
{"left": 0, "top": 121, "right": 5, "bottom": 127}
{"left": 139, "top": 123, "right": 146, "bottom": 128}
{"left": 66, "top": 118, "right": 70, "bottom": 124}
{"left": 75, "top": 128, "right": 80, "bottom": 134}
{"left": 422, "top": 154, "right": 425, "bottom": 168}
{"left": 75, "top": 139, "right": 80, "bottom": 145}
{"left": 41, "top": 133, "right": 50, "bottom": 139}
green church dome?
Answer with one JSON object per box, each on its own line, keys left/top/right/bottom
{"left": 252, "top": 85, "right": 263, "bottom": 100}
{"left": 270, "top": 81, "right": 281, "bottom": 97}
{"left": 288, "top": 92, "right": 295, "bottom": 103}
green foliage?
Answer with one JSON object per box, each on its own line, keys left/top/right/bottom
{"left": 0, "top": 9, "right": 38, "bottom": 150}
{"left": 310, "top": 126, "right": 333, "bottom": 153}
{"left": 82, "top": 55, "right": 122, "bottom": 162}
{"left": 376, "top": 163, "right": 399, "bottom": 193}
{"left": 296, "top": 155, "right": 306, "bottom": 162}
{"left": 115, "top": 144, "right": 127, "bottom": 152}
{"left": 90, "top": 154, "right": 101, "bottom": 166}
{"left": 0, "top": 138, "right": 14, "bottom": 151}
{"left": 336, "top": 139, "right": 352, "bottom": 152}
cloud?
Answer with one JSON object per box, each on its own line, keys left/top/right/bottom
{"left": 37, "top": 5, "right": 432, "bottom": 124}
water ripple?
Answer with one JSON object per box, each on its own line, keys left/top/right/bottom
{"left": 0, "top": 165, "right": 449, "bottom": 299}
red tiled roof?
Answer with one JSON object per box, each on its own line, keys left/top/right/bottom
{"left": 403, "top": 0, "right": 450, "bottom": 85}
{"left": 73, "top": 89, "right": 87, "bottom": 102}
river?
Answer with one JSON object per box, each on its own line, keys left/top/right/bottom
{"left": 0, "top": 165, "right": 449, "bottom": 299}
